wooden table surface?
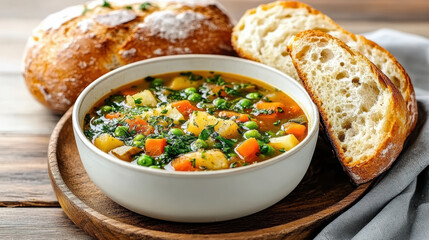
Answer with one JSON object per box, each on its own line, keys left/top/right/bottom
{"left": 1, "top": 0, "right": 428, "bottom": 239}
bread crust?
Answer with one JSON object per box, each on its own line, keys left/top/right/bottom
{"left": 288, "top": 30, "right": 407, "bottom": 184}
{"left": 24, "top": 1, "right": 234, "bottom": 113}
{"left": 231, "top": 0, "right": 417, "bottom": 136}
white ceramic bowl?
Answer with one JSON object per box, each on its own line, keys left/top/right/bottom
{"left": 72, "top": 54, "right": 319, "bottom": 223}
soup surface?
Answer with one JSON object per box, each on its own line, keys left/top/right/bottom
{"left": 83, "top": 71, "right": 308, "bottom": 171}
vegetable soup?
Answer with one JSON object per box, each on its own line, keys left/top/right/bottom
{"left": 83, "top": 71, "right": 308, "bottom": 171}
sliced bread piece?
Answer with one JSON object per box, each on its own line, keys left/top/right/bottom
{"left": 231, "top": 1, "right": 417, "bottom": 136}
{"left": 287, "top": 30, "right": 407, "bottom": 184}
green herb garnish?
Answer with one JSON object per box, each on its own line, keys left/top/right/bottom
{"left": 139, "top": 2, "right": 152, "bottom": 11}
{"left": 206, "top": 74, "right": 225, "bottom": 86}
{"left": 199, "top": 129, "right": 210, "bottom": 141}
{"left": 134, "top": 98, "right": 142, "bottom": 105}
{"left": 102, "top": 0, "right": 111, "bottom": 8}
{"left": 82, "top": 5, "right": 90, "bottom": 15}
{"left": 190, "top": 158, "right": 196, "bottom": 168}
{"left": 180, "top": 72, "right": 203, "bottom": 81}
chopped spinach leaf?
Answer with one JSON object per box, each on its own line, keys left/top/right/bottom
{"left": 180, "top": 72, "right": 203, "bottom": 81}
{"left": 134, "top": 98, "right": 142, "bottom": 105}
{"left": 190, "top": 158, "right": 196, "bottom": 168}
{"left": 139, "top": 2, "right": 152, "bottom": 11}
{"left": 102, "top": 0, "right": 111, "bottom": 8}
{"left": 199, "top": 129, "right": 210, "bottom": 140}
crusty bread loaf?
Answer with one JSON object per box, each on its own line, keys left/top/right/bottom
{"left": 24, "top": 0, "right": 234, "bottom": 113}
{"left": 287, "top": 30, "right": 408, "bottom": 184}
{"left": 231, "top": 1, "right": 417, "bottom": 136}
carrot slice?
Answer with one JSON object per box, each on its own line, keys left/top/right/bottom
{"left": 171, "top": 100, "right": 199, "bottom": 116}
{"left": 145, "top": 138, "right": 167, "bottom": 156}
{"left": 171, "top": 156, "right": 199, "bottom": 171}
{"left": 235, "top": 138, "right": 260, "bottom": 163}
{"left": 120, "top": 88, "right": 139, "bottom": 96}
{"left": 125, "top": 117, "right": 154, "bottom": 135}
{"left": 283, "top": 122, "right": 306, "bottom": 140}
{"left": 218, "top": 111, "right": 250, "bottom": 123}
{"left": 105, "top": 112, "right": 123, "bottom": 119}
{"left": 255, "top": 102, "right": 287, "bottom": 119}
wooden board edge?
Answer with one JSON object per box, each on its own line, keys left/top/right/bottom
{"left": 47, "top": 107, "right": 372, "bottom": 240}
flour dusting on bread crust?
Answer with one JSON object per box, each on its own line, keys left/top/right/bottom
{"left": 23, "top": 0, "right": 234, "bottom": 113}
{"left": 140, "top": 11, "right": 206, "bottom": 42}
{"left": 94, "top": 10, "right": 137, "bottom": 26}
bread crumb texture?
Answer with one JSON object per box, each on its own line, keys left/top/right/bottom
{"left": 288, "top": 30, "right": 407, "bottom": 184}
{"left": 232, "top": 1, "right": 416, "bottom": 135}
{"left": 293, "top": 34, "right": 390, "bottom": 164}
{"left": 24, "top": 0, "right": 234, "bottom": 112}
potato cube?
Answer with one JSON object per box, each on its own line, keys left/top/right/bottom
{"left": 269, "top": 134, "right": 300, "bottom": 151}
{"left": 154, "top": 106, "right": 184, "bottom": 125}
{"left": 126, "top": 90, "right": 157, "bottom": 107}
{"left": 173, "top": 149, "right": 228, "bottom": 170}
{"left": 169, "top": 76, "right": 202, "bottom": 90}
{"left": 187, "top": 111, "right": 217, "bottom": 136}
{"left": 187, "top": 111, "right": 239, "bottom": 139}
{"left": 94, "top": 133, "right": 124, "bottom": 153}
{"left": 214, "top": 119, "right": 240, "bottom": 139}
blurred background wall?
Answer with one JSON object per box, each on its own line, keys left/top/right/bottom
{"left": 1, "top": 0, "right": 428, "bottom": 21}
{"left": 1, "top": 0, "right": 428, "bottom": 73}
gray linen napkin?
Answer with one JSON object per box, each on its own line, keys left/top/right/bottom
{"left": 315, "top": 29, "right": 429, "bottom": 240}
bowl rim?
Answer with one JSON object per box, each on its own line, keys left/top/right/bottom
{"left": 72, "top": 54, "right": 319, "bottom": 178}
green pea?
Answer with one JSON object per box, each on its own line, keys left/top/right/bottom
{"left": 137, "top": 154, "right": 153, "bottom": 166}
{"left": 133, "top": 140, "right": 143, "bottom": 147}
{"left": 243, "top": 121, "right": 258, "bottom": 130}
{"left": 169, "top": 128, "right": 184, "bottom": 136}
{"left": 133, "top": 134, "right": 145, "bottom": 141}
{"left": 114, "top": 126, "right": 129, "bottom": 137}
{"left": 244, "top": 129, "right": 262, "bottom": 139}
{"left": 192, "top": 139, "right": 207, "bottom": 150}
{"left": 100, "top": 105, "right": 112, "bottom": 113}
{"left": 246, "top": 92, "right": 262, "bottom": 100}
{"left": 213, "top": 98, "right": 228, "bottom": 109}
{"left": 260, "top": 144, "right": 275, "bottom": 155}
{"left": 152, "top": 78, "right": 164, "bottom": 87}
{"left": 188, "top": 93, "right": 202, "bottom": 102}
{"left": 184, "top": 87, "right": 197, "bottom": 95}
{"left": 237, "top": 98, "right": 253, "bottom": 109}
{"left": 149, "top": 165, "right": 161, "bottom": 169}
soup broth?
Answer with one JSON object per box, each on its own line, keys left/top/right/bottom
{"left": 83, "top": 71, "right": 308, "bottom": 171}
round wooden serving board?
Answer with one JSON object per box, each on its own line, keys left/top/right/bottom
{"left": 48, "top": 108, "right": 371, "bottom": 239}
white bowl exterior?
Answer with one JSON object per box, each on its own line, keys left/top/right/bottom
{"left": 72, "top": 55, "right": 319, "bottom": 222}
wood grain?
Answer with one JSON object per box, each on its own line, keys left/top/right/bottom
{"left": 0, "top": 73, "right": 60, "bottom": 134}
{"left": 48, "top": 108, "right": 371, "bottom": 239}
{"left": 0, "top": 134, "right": 58, "bottom": 206}
{"left": 0, "top": 208, "right": 92, "bottom": 239}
